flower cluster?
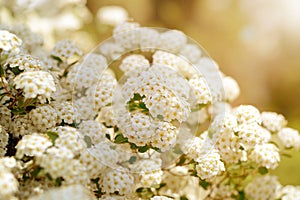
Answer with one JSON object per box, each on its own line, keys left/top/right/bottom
{"left": 0, "top": 20, "right": 299, "bottom": 200}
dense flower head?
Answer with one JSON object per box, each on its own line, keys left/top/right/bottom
{"left": 278, "top": 127, "right": 300, "bottom": 149}
{"left": 0, "top": 30, "right": 22, "bottom": 55}
{"left": 5, "top": 54, "right": 42, "bottom": 72}
{"left": 245, "top": 175, "right": 281, "bottom": 200}
{"left": 101, "top": 166, "right": 135, "bottom": 195}
{"left": 14, "top": 70, "right": 56, "bottom": 101}
{"left": 51, "top": 39, "right": 82, "bottom": 61}
{"left": 29, "top": 105, "right": 58, "bottom": 132}
{"left": 261, "top": 111, "right": 287, "bottom": 132}
{"left": 15, "top": 133, "right": 52, "bottom": 159}
{"left": 0, "top": 18, "right": 299, "bottom": 200}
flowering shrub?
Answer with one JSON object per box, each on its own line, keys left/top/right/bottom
{"left": 0, "top": 20, "right": 300, "bottom": 200}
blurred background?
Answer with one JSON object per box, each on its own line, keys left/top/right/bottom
{"left": 1, "top": 0, "right": 300, "bottom": 184}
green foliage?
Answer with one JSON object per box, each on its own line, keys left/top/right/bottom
{"left": 46, "top": 131, "right": 59, "bottom": 144}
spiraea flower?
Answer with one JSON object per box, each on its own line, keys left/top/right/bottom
{"left": 36, "top": 147, "right": 88, "bottom": 185}
{"left": 119, "top": 54, "right": 150, "bottom": 75}
{"left": 189, "top": 74, "right": 212, "bottom": 105}
{"left": 78, "top": 120, "right": 108, "bottom": 145}
{"left": 278, "top": 128, "right": 300, "bottom": 149}
{"left": 51, "top": 39, "right": 82, "bottom": 62}
{"left": 5, "top": 54, "right": 42, "bottom": 72}
{"left": 245, "top": 175, "right": 281, "bottom": 200}
{"left": 0, "top": 126, "right": 9, "bottom": 157}
{"left": 29, "top": 105, "right": 58, "bottom": 132}
{"left": 113, "top": 21, "right": 140, "bottom": 49}
{"left": 52, "top": 101, "right": 79, "bottom": 124}
{"left": 0, "top": 30, "right": 22, "bottom": 55}
{"left": 101, "top": 166, "right": 135, "bottom": 195}
{"left": 261, "top": 111, "right": 287, "bottom": 132}
{"left": 28, "top": 184, "right": 95, "bottom": 200}
{"left": 249, "top": 143, "right": 280, "bottom": 169}
{"left": 234, "top": 105, "right": 262, "bottom": 124}
{"left": 15, "top": 133, "right": 52, "bottom": 159}
{"left": 159, "top": 30, "right": 187, "bottom": 53}
{"left": 14, "top": 71, "right": 56, "bottom": 101}
{"left": 131, "top": 158, "right": 163, "bottom": 187}
{"left": 222, "top": 76, "right": 240, "bottom": 102}
{"left": 150, "top": 121, "right": 178, "bottom": 152}
{"left": 196, "top": 150, "right": 225, "bottom": 180}
{"left": 0, "top": 163, "right": 18, "bottom": 200}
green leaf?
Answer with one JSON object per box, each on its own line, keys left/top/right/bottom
{"left": 191, "top": 104, "right": 206, "bottom": 112}
{"left": 0, "top": 65, "right": 5, "bottom": 77}
{"left": 157, "top": 114, "right": 164, "bottom": 120}
{"left": 31, "top": 167, "right": 43, "bottom": 178}
{"left": 46, "top": 131, "right": 59, "bottom": 144}
{"left": 258, "top": 166, "right": 268, "bottom": 175}
{"left": 105, "top": 134, "right": 111, "bottom": 140}
{"left": 54, "top": 177, "right": 63, "bottom": 186}
{"left": 114, "top": 134, "right": 128, "bottom": 144}
{"left": 129, "top": 156, "right": 137, "bottom": 164}
{"left": 199, "top": 179, "right": 210, "bottom": 190}
{"left": 130, "top": 143, "right": 138, "bottom": 149}
{"left": 11, "top": 107, "right": 26, "bottom": 115}
{"left": 50, "top": 55, "right": 63, "bottom": 63}
{"left": 233, "top": 191, "right": 245, "bottom": 200}
{"left": 177, "top": 155, "right": 186, "bottom": 166}
{"left": 11, "top": 67, "right": 23, "bottom": 75}
{"left": 84, "top": 135, "right": 92, "bottom": 148}
{"left": 173, "top": 145, "right": 183, "bottom": 154}
{"left": 180, "top": 196, "right": 189, "bottom": 200}
{"left": 138, "top": 145, "right": 150, "bottom": 153}
{"left": 281, "top": 153, "right": 292, "bottom": 158}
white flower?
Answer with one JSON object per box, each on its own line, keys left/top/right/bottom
{"left": 0, "top": 30, "right": 22, "bottom": 54}
{"left": 15, "top": 133, "right": 52, "bottom": 159}
{"left": 78, "top": 120, "right": 108, "bottom": 145}
{"left": 101, "top": 166, "right": 135, "bottom": 195}
{"left": 196, "top": 150, "right": 225, "bottom": 179}
{"left": 119, "top": 54, "right": 150, "bottom": 75}
{"left": 5, "top": 54, "right": 42, "bottom": 72}
{"left": 53, "top": 101, "right": 79, "bottom": 124}
{"left": 280, "top": 185, "right": 300, "bottom": 200}
{"left": 0, "top": 126, "right": 9, "bottom": 157}
{"left": 116, "top": 110, "right": 156, "bottom": 146}
{"left": 237, "top": 123, "right": 265, "bottom": 149}
{"left": 158, "top": 30, "right": 187, "bottom": 53}
{"left": 28, "top": 185, "right": 95, "bottom": 200}
{"left": 130, "top": 158, "right": 163, "bottom": 187}
{"left": 278, "top": 128, "right": 300, "bottom": 149}
{"left": 245, "top": 175, "right": 281, "bottom": 200}
{"left": 151, "top": 121, "right": 178, "bottom": 152}
{"left": 14, "top": 71, "right": 56, "bottom": 101}
{"left": 179, "top": 43, "right": 202, "bottom": 64}
{"left": 261, "top": 112, "right": 287, "bottom": 132}
{"left": 249, "top": 143, "right": 280, "bottom": 169}
{"left": 36, "top": 146, "right": 88, "bottom": 185}
{"left": 222, "top": 76, "right": 240, "bottom": 102}
{"left": 113, "top": 22, "right": 140, "bottom": 49}
{"left": 189, "top": 74, "right": 212, "bottom": 105}
{"left": 152, "top": 50, "right": 196, "bottom": 78}
{"left": 234, "top": 105, "right": 261, "bottom": 124}
{"left": 12, "top": 114, "right": 36, "bottom": 137}
{"left": 97, "top": 6, "right": 128, "bottom": 26}
{"left": 52, "top": 126, "right": 86, "bottom": 155}
{"left": 0, "top": 169, "right": 18, "bottom": 199}
{"left": 51, "top": 39, "right": 82, "bottom": 61}
{"left": 139, "top": 27, "right": 161, "bottom": 52}
{"left": 29, "top": 105, "right": 58, "bottom": 132}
